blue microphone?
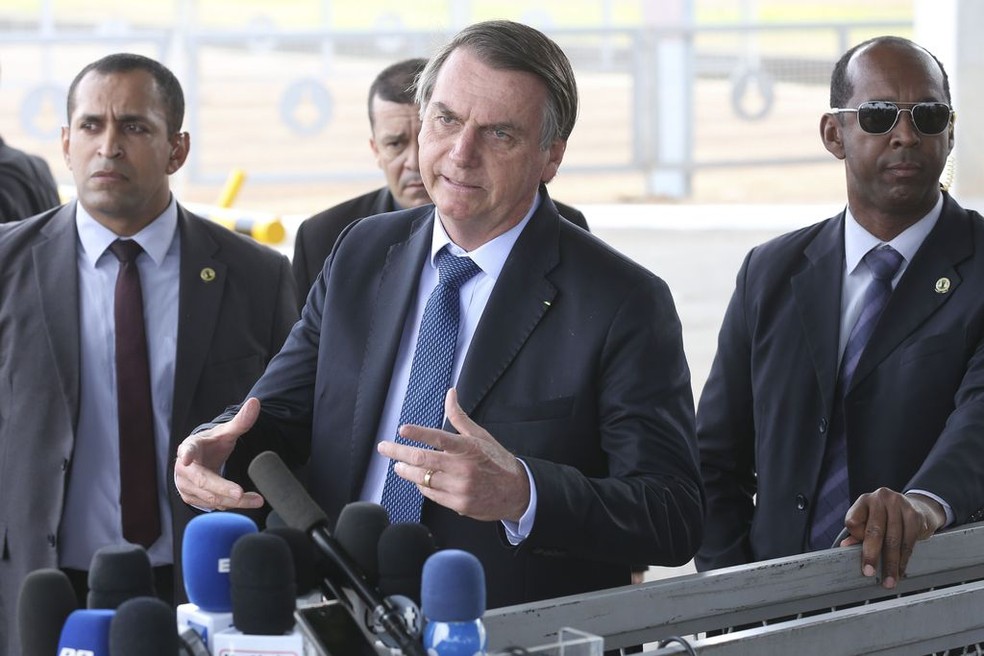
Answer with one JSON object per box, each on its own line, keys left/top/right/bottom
{"left": 176, "top": 511, "right": 257, "bottom": 651}
{"left": 421, "top": 549, "right": 487, "bottom": 656}
{"left": 57, "top": 609, "right": 115, "bottom": 656}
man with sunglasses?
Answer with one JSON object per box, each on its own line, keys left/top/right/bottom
{"left": 697, "top": 36, "right": 984, "bottom": 587}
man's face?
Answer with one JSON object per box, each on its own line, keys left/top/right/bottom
{"left": 418, "top": 47, "right": 566, "bottom": 250}
{"left": 369, "top": 96, "right": 429, "bottom": 209}
{"left": 62, "top": 69, "right": 188, "bottom": 236}
{"left": 821, "top": 42, "right": 953, "bottom": 231}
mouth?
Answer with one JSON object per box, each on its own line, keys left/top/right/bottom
{"left": 439, "top": 174, "right": 481, "bottom": 192}
{"left": 91, "top": 169, "right": 127, "bottom": 183}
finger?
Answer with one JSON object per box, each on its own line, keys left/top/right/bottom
{"left": 176, "top": 436, "right": 200, "bottom": 467}
{"left": 880, "top": 503, "right": 904, "bottom": 589}
{"left": 859, "top": 501, "right": 887, "bottom": 580}
{"left": 377, "top": 439, "right": 442, "bottom": 469}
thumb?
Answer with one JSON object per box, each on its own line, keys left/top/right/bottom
{"left": 444, "top": 388, "right": 486, "bottom": 441}
{"left": 225, "top": 397, "right": 261, "bottom": 438}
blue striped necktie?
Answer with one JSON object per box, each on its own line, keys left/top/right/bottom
{"left": 809, "top": 244, "right": 904, "bottom": 550}
{"left": 380, "top": 247, "right": 481, "bottom": 524}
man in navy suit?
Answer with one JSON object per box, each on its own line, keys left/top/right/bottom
{"left": 697, "top": 36, "right": 984, "bottom": 588}
{"left": 176, "top": 20, "right": 702, "bottom": 608}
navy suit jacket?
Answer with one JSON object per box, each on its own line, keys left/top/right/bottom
{"left": 230, "top": 191, "right": 702, "bottom": 608}
{"left": 0, "top": 203, "right": 297, "bottom": 655}
{"left": 697, "top": 193, "right": 984, "bottom": 571}
{"left": 292, "top": 186, "right": 590, "bottom": 304}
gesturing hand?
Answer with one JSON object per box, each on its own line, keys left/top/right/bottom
{"left": 174, "top": 397, "right": 265, "bottom": 511}
{"left": 377, "top": 388, "right": 531, "bottom": 522}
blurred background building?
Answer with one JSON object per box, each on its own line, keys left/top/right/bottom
{"left": 3, "top": 0, "right": 979, "bottom": 217}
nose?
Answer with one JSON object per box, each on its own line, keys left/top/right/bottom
{"left": 405, "top": 136, "right": 420, "bottom": 172}
{"left": 890, "top": 109, "right": 920, "bottom": 147}
{"left": 98, "top": 125, "right": 124, "bottom": 158}
{"left": 449, "top": 128, "right": 478, "bottom": 167}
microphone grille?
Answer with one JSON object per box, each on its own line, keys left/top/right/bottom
{"left": 421, "top": 549, "right": 486, "bottom": 622}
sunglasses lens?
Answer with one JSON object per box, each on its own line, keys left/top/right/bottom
{"left": 912, "top": 103, "right": 952, "bottom": 134}
{"left": 857, "top": 102, "right": 899, "bottom": 134}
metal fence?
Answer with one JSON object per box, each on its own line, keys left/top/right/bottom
{"left": 0, "top": 5, "right": 911, "bottom": 205}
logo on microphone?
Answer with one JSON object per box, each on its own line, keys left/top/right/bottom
{"left": 217, "top": 557, "right": 230, "bottom": 573}
{"left": 59, "top": 650, "right": 96, "bottom": 656}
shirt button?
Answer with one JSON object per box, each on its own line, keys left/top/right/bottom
{"left": 818, "top": 418, "right": 828, "bottom": 433}
{"left": 47, "top": 534, "right": 57, "bottom": 547}
{"left": 796, "top": 494, "right": 809, "bottom": 511}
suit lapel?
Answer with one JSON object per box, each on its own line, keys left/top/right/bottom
{"left": 34, "top": 204, "right": 82, "bottom": 422}
{"left": 454, "top": 202, "right": 559, "bottom": 417}
{"left": 850, "top": 196, "right": 971, "bottom": 390}
{"left": 791, "top": 216, "right": 845, "bottom": 414}
{"left": 171, "top": 207, "right": 226, "bottom": 444}
{"left": 349, "top": 211, "right": 432, "bottom": 466}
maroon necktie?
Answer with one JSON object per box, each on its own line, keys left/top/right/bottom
{"left": 109, "top": 239, "right": 161, "bottom": 548}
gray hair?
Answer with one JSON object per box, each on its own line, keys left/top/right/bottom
{"left": 415, "top": 20, "right": 578, "bottom": 149}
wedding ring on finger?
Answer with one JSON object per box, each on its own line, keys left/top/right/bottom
{"left": 422, "top": 469, "right": 435, "bottom": 488}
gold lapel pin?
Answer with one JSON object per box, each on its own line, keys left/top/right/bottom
{"left": 543, "top": 300, "right": 551, "bottom": 307}
{"left": 935, "top": 277, "right": 951, "bottom": 294}
{"left": 200, "top": 267, "right": 216, "bottom": 282}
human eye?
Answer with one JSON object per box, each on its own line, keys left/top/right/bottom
{"left": 124, "top": 122, "right": 149, "bottom": 134}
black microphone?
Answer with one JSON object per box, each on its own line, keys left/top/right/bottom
{"left": 334, "top": 501, "right": 390, "bottom": 587}
{"left": 377, "top": 522, "right": 436, "bottom": 605}
{"left": 265, "top": 525, "right": 323, "bottom": 602}
{"left": 213, "top": 532, "right": 307, "bottom": 654}
{"left": 87, "top": 544, "right": 156, "bottom": 609}
{"left": 247, "top": 450, "right": 426, "bottom": 656}
{"left": 16, "top": 568, "right": 79, "bottom": 656}
{"left": 109, "top": 597, "right": 178, "bottom": 656}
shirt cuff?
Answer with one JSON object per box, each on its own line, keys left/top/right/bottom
{"left": 906, "top": 489, "right": 954, "bottom": 527}
{"left": 501, "top": 458, "right": 537, "bottom": 545}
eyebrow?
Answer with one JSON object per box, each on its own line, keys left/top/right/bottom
{"left": 75, "top": 112, "right": 152, "bottom": 125}
{"left": 430, "top": 101, "right": 522, "bottom": 135}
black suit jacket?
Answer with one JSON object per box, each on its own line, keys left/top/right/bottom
{"left": 292, "top": 186, "right": 590, "bottom": 304}
{"left": 230, "top": 191, "right": 702, "bottom": 608}
{"left": 696, "top": 193, "right": 984, "bottom": 572}
{"left": 0, "top": 203, "right": 297, "bottom": 655}
{"left": 0, "top": 136, "right": 60, "bottom": 223}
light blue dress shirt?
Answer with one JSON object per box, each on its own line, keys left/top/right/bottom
{"left": 59, "top": 199, "right": 181, "bottom": 569}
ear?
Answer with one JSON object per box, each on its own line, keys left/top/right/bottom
{"left": 540, "top": 139, "right": 567, "bottom": 184}
{"left": 947, "top": 112, "right": 955, "bottom": 155}
{"left": 165, "top": 132, "right": 190, "bottom": 174}
{"left": 369, "top": 135, "right": 383, "bottom": 169}
{"left": 820, "top": 113, "right": 846, "bottom": 160}
{"left": 61, "top": 125, "right": 72, "bottom": 169}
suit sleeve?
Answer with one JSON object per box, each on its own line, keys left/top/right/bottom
{"left": 694, "top": 250, "right": 758, "bottom": 571}
{"left": 521, "top": 275, "right": 704, "bottom": 568}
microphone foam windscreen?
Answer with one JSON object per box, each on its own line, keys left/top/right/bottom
{"left": 109, "top": 597, "right": 178, "bottom": 656}
{"left": 377, "top": 522, "right": 436, "bottom": 604}
{"left": 248, "top": 451, "right": 328, "bottom": 532}
{"left": 58, "top": 609, "right": 115, "bottom": 656}
{"left": 182, "top": 511, "right": 257, "bottom": 611}
{"left": 87, "top": 544, "right": 155, "bottom": 609}
{"left": 334, "top": 501, "right": 390, "bottom": 585}
{"left": 230, "top": 532, "right": 296, "bottom": 634}
{"left": 421, "top": 549, "right": 486, "bottom": 622}
{"left": 265, "top": 526, "right": 320, "bottom": 595}
{"left": 17, "top": 568, "right": 78, "bottom": 656}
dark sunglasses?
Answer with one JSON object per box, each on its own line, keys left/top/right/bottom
{"left": 830, "top": 101, "right": 954, "bottom": 135}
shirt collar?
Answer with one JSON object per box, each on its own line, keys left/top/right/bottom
{"left": 429, "top": 190, "right": 541, "bottom": 279}
{"left": 76, "top": 197, "right": 179, "bottom": 267}
{"left": 843, "top": 194, "right": 943, "bottom": 274}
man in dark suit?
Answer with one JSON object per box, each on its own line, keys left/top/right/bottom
{"left": 0, "top": 54, "right": 297, "bottom": 654}
{"left": 177, "top": 20, "right": 702, "bottom": 609}
{"left": 697, "top": 36, "right": 984, "bottom": 589}
{"left": 292, "top": 57, "right": 590, "bottom": 302}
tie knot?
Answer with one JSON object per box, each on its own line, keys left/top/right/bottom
{"left": 435, "top": 248, "right": 481, "bottom": 290}
{"left": 109, "top": 239, "right": 143, "bottom": 264}
{"left": 865, "top": 245, "right": 904, "bottom": 281}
